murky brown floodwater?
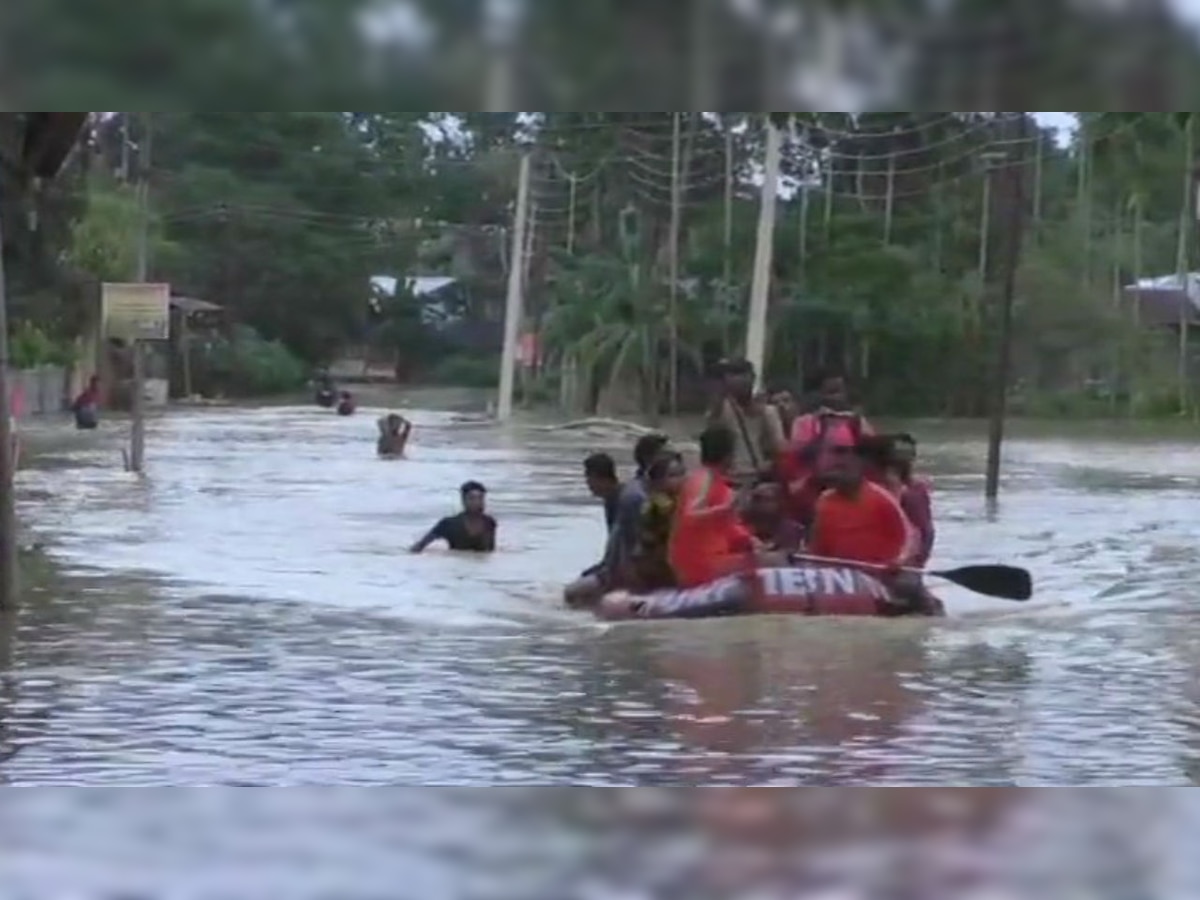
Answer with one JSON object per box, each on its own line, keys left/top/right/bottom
{"left": 5, "top": 399, "right": 1200, "bottom": 893}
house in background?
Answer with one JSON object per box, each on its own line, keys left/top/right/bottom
{"left": 1123, "top": 274, "right": 1200, "bottom": 331}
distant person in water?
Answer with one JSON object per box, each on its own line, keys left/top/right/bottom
{"left": 377, "top": 413, "right": 412, "bottom": 457}
{"left": 410, "top": 481, "right": 497, "bottom": 553}
{"left": 336, "top": 391, "right": 356, "bottom": 416}
{"left": 71, "top": 375, "right": 101, "bottom": 430}
{"left": 314, "top": 372, "right": 336, "bottom": 408}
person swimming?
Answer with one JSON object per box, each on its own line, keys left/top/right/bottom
{"left": 336, "top": 391, "right": 356, "bottom": 416}
{"left": 410, "top": 481, "right": 497, "bottom": 554}
{"left": 377, "top": 413, "right": 412, "bottom": 457}
{"left": 71, "top": 375, "right": 101, "bottom": 430}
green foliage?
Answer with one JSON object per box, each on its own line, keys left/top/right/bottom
{"left": 203, "top": 327, "right": 307, "bottom": 396}
{"left": 426, "top": 353, "right": 500, "bottom": 388}
{"left": 9, "top": 321, "right": 75, "bottom": 369}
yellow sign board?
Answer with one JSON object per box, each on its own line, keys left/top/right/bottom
{"left": 102, "top": 282, "right": 171, "bottom": 341}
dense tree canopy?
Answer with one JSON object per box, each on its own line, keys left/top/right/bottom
{"left": 8, "top": 101, "right": 1200, "bottom": 416}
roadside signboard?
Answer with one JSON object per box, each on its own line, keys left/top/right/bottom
{"left": 101, "top": 282, "right": 171, "bottom": 342}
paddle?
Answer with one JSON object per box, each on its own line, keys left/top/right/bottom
{"left": 793, "top": 555, "right": 1033, "bottom": 601}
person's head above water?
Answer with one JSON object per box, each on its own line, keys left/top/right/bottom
{"left": 583, "top": 452, "right": 620, "bottom": 498}
{"left": 698, "top": 423, "right": 737, "bottom": 471}
{"left": 719, "top": 357, "right": 756, "bottom": 402}
{"left": 633, "top": 433, "right": 671, "bottom": 476}
{"left": 646, "top": 451, "right": 686, "bottom": 495}
{"left": 460, "top": 480, "right": 487, "bottom": 514}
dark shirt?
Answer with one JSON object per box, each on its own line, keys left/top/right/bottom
{"left": 430, "top": 513, "right": 496, "bottom": 552}
{"left": 603, "top": 491, "right": 620, "bottom": 532}
{"left": 603, "top": 477, "right": 648, "bottom": 576}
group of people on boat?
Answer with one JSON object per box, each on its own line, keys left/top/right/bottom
{"left": 563, "top": 358, "right": 939, "bottom": 614}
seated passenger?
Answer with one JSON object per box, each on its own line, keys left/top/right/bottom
{"left": 807, "top": 443, "right": 914, "bottom": 569}
{"left": 410, "top": 481, "right": 497, "bottom": 553}
{"left": 669, "top": 424, "right": 758, "bottom": 588}
{"left": 377, "top": 413, "right": 412, "bottom": 457}
{"left": 890, "top": 433, "right": 935, "bottom": 568}
{"left": 630, "top": 452, "right": 686, "bottom": 592}
{"left": 742, "top": 478, "right": 803, "bottom": 553}
{"left": 336, "top": 391, "right": 357, "bottom": 416}
{"left": 781, "top": 369, "right": 873, "bottom": 527}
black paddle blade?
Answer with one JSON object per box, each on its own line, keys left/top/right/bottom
{"left": 933, "top": 565, "right": 1033, "bottom": 601}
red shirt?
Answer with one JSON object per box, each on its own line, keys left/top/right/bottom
{"left": 809, "top": 481, "right": 913, "bottom": 568}
{"left": 900, "top": 477, "right": 935, "bottom": 566}
{"left": 670, "top": 467, "right": 753, "bottom": 587}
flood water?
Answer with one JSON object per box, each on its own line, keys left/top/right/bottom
{"left": 6, "top": 400, "right": 1200, "bottom": 892}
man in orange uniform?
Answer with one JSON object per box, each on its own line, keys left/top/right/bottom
{"left": 807, "top": 443, "right": 915, "bottom": 569}
{"left": 669, "top": 424, "right": 757, "bottom": 588}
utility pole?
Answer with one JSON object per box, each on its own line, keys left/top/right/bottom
{"left": 667, "top": 112, "right": 682, "bottom": 414}
{"left": 722, "top": 121, "right": 734, "bottom": 355}
{"left": 984, "top": 115, "right": 1030, "bottom": 502}
{"left": 496, "top": 152, "right": 531, "bottom": 421}
{"left": 883, "top": 128, "right": 898, "bottom": 245}
{"left": 0, "top": 181, "right": 17, "bottom": 610}
{"left": 745, "top": 117, "right": 781, "bottom": 380}
{"left": 129, "top": 112, "right": 152, "bottom": 473}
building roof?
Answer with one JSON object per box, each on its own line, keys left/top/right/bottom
{"left": 1123, "top": 287, "right": 1200, "bottom": 327}
{"left": 170, "top": 295, "right": 222, "bottom": 314}
{"left": 370, "top": 275, "right": 458, "bottom": 298}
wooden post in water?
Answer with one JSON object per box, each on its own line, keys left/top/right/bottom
{"left": 128, "top": 113, "right": 153, "bottom": 473}
{"left": 496, "top": 153, "right": 531, "bottom": 422}
{"left": 0, "top": 184, "right": 18, "bottom": 610}
{"left": 984, "top": 115, "right": 1031, "bottom": 502}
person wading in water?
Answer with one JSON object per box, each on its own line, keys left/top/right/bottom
{"left": 707, "top": 358, "right": 786, "bottom": 488}
{"left": 71, "top": 375, "right": 101, "bottom": 430}
{"left": 562, "top": 453, "right": 623, "bottom": 606}
{"left": 563, "top": 436, "right": 670, "bottom": 607}
{"left": 410, "top": 481, "right": 497, "bottom": 553}
{"left": 377, "top": 413, "right": 412, "bottom": 457}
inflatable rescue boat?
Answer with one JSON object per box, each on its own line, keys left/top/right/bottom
{"left": 596, "top": 563, "right": 943, "bottom": 621}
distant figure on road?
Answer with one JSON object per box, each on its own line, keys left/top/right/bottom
{"left": 71, "top": 375, "right": 101, "bottom": 430}
{"left": 335, "top": 391, "right": 356, "bottom": 416}
{"left": 410, "top": 481, "right": 497, "bottom": 554}
{"left": 377, "top": 413, "right": 412, "bottom": 457}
